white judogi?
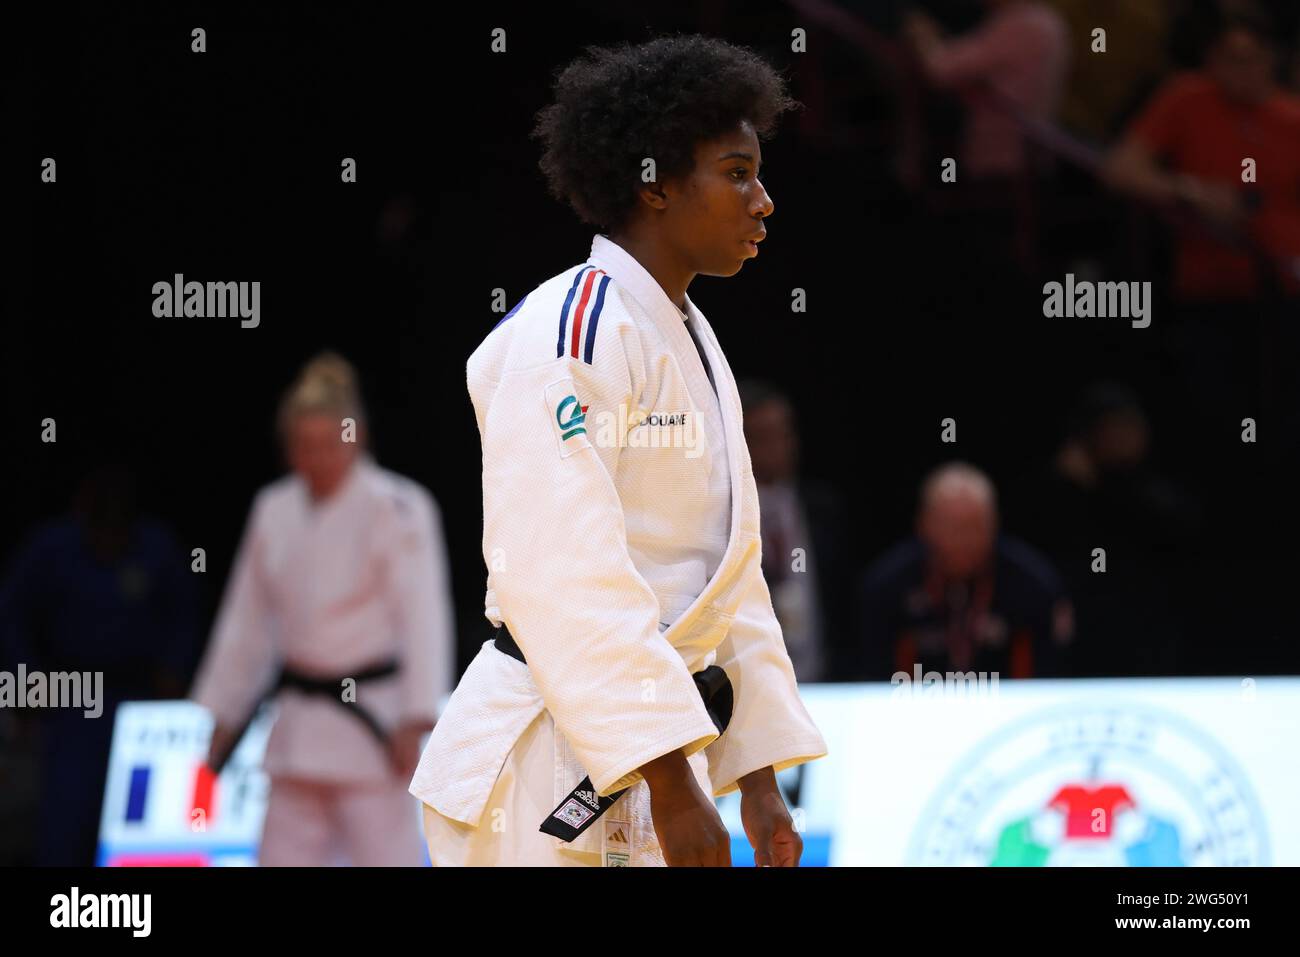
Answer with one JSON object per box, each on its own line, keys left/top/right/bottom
{"left": 192, "top": 453, "right": 455, "bottom": 865}
{"left": 411, "top": 234, "right": 828, "bottom": 866}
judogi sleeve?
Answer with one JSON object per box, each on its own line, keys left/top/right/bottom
{"left": 705, "top": 565, "right": 828, "bottom": 797}
{"left": 381, "top": 488, "right": 456, "bottom": 724}
{"left": 473, "top": 336, "right": 720, "bottom": 798}
{"left": 190, "top": 492, "right": 279, "bottom": 729}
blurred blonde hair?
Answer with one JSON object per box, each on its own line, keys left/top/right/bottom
{"left": 276, "top": 351, "right": 367, "bottom": 444}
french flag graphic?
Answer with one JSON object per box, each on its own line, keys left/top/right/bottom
{"left": 556, "top": 266, "right": 610, "bottom": 364}
{"left": 109, "top": 763, "right": 220, "bottom": 866}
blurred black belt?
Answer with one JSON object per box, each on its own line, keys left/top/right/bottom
{"left": 492, "top": 626, "right": 732, "bottom": 843}
{"left": 208, "top": 658, "right": 400, "bottom": 774}
{"left": 277, "top": 658, "right": 400, "bottom": 747}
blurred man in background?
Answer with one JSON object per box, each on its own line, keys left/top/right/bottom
{"left": 191, "top": 352, "right": 455, "bottom": 866}
{"left": 0, "top": 461, "right": 200, "bottom": 865}
{"left": 1104, "top": 6, "right": 1300, "bottom": 526}
{"left": 904, "top": 0, "right": 1071, "bottom": 181}
{"left": 1104, "top": 7, "right": 1300, "bottom": 303}
{"left": 740, "top": 381, "right": 851, "bottom": 683}
{"left": 852, "top": 462, "right": 1074, "bottom": 681}
{"left": 902, "top": 0, "right": 1070, "bottom": 277}
{"left": 1009, "top": 383, "right": 1202, "bottom": 676}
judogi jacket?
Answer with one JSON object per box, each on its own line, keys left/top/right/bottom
{"left": 410, "top": 234, "right": 827, "bottom": 826}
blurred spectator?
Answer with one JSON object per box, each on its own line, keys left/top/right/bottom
{"left": 1103, "top": 8, "right": 1300, "bottom": 302}
{"left": 902, "top": 0, "right": 1069, "bottom": 275}
{"left": 1103, "top": 7, "right": 1300, "bottom": 460}
{"left": 904, "top": 0, "right": 1070, "bottom": 180}
{"left": 1009, "top": 384, "right": 1204, "bottom": 676}
{"left": 851, "top": 463, "right": 1074, "bottom": 682}
{"left": 0, "top": 461, "right": 201, "bottom": 865}
{"left": 741, "top": 381, "right": 852, "bottom": 683}
{"left": 190, "top": 352, "right": 454, "bottom": 866}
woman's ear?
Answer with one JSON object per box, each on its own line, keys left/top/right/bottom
{"left": 635, "top": 178, "right": 670, "bottom": 212}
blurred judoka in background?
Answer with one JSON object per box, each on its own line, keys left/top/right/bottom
{"left": 0, "top": 463, "right": 201, "bottom": 865}
{"left": 190, "top": 352, "right": 455, "bottom": 866}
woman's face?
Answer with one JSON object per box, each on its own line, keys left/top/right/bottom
{"left": 665, "top": 119, "right": 774, "bottom": 277}
{"left": 285, "top": 412, "right": 361, "bottom": 500}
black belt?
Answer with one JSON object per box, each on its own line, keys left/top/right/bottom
{"left": 493, "top": 626, "right": 733, "bottom": 843}
{"left": 277, "top": 658, "right": 401, "bottom": 747}
{"left": 208, "top": 658, "right": 401, "bottom": 774}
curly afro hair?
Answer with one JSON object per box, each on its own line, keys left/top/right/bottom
{"left": 532, "top": 34, "right": 799, "bottom": 232}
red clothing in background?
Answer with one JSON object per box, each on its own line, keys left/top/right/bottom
{"left": 1126, "top": 73, "right": 1300, "bottom": 300}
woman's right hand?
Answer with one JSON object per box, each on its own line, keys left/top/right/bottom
{"left": 640, "top": 749, "right": 731, "bottom": 866}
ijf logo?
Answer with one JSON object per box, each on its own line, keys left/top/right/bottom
{"left": 555, "top": 798, "right": 594, "bottom": 828}
{"left": 905, "top": 702, "right": 1270, "bottom": 866}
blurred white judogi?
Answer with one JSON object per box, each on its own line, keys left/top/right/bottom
{"left": 411, "top": 234, "right": 827, "bottom": 866}
{"left": 193, "top": 452, "right": 454, "bottom": 865}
